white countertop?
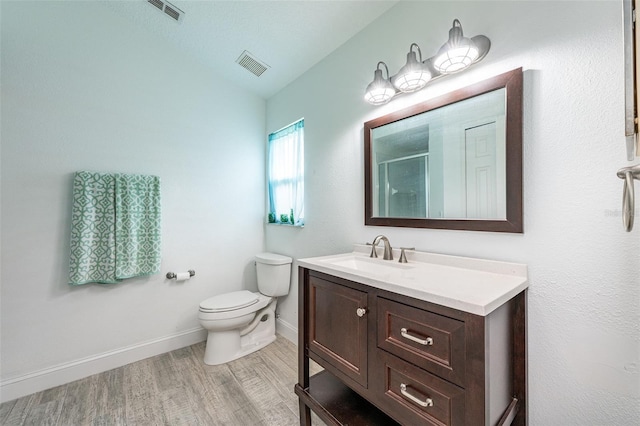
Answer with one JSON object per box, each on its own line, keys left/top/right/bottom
{"left": 297, "top": 245, "right": 528, "bottom": 316}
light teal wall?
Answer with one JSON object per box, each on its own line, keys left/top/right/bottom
{"left": 1, "top": 1, "right": 266, "bottom": 382}
{"left": 266, "top": 1, "right": 639, "bottom": 424}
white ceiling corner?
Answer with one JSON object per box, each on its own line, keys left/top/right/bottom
{"left": 104, "top": 0, "right": 398, "bottom": 99}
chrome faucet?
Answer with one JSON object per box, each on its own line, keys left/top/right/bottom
{"left": 370, "top": 235, "right": 393, "bottom": 260}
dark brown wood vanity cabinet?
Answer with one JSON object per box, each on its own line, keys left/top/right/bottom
{"left": 295, "top": 268, "right": 527, "bottom": 426}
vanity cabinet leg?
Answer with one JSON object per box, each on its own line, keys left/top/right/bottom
{"left": 298, "top": 267, "right": 312, "bottom": 425}
{"left": 512, "top": 290, "right": 528, "bottom": 426}
{"left": 299, "top": 401, "right": 312, "bottom": 426}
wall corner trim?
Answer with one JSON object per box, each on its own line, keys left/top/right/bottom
{"left": 276, "top": 317, "right": 298, "bottom": 345}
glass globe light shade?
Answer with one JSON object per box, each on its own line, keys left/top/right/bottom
{"left": 433, "top": 19, "right": 480, "bottom": 74}
{"left": 393, "top": 44, "right": 430, "bottom": 93}
{"left": 364, "top": 65, "right": 395, "bottom": 105}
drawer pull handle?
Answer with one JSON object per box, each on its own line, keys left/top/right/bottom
{"left": 356, "top": 307, "right": 367, "bottom": 317}
{"left": 400, "top": 383, "right": 433, "bottom": 408}
{"left": 400, "top": 328, "right": 433, "bottom": 346}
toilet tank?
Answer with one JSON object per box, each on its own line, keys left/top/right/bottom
{"left": 255, "top": 252, "right": 292, "bottom": 297}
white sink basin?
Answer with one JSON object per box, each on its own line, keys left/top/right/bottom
{"left": 298, "top": 246, "right": 528, "bottom": 316}
{"left": 317, "top": 255, "right": 414, "bottom": 276}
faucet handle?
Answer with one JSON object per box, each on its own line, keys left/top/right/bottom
{"left": 367, "top": 243, "right": 378, "bottom": 258}
{"left": 399, "top": 247, "right": 415, "bottom": 263}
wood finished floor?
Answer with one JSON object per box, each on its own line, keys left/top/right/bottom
{"left": 0, "top": 336, "right": 326, "bottom": 426}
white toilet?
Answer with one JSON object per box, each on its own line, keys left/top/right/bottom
{"left": 197, "top": 252, "right": 292, "bottom": 365}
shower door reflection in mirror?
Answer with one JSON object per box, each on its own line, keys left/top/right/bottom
{"left": 377, "top": 150, "right": 429, "bottom": 218}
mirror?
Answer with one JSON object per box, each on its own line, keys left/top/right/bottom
{"left": 364, "top": 68, "right": 523, "bottom": 232}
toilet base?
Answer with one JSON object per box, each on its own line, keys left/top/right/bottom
{"left": 202, "top": 302, "right": 278, "bottom": 365}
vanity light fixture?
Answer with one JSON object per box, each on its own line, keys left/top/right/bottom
{"left": 393, "top": 43, "right": 430, "bottom": 93}
{"left": 364, "top": 62, "right": 396, "bottom": 105}
{"left": 364, "top": 18, "right": 490, "bottom": 105}
{"left": 433, "top": 19, "right": 480, "bottom": 74}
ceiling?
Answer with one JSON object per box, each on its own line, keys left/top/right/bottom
{"left": 105, "top": 1, "right": 398, "bottom": 99}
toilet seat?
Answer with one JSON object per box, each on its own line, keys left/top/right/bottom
{"left": 199, "top": 290, "right": 259, "bottom": 313}
{"left": 198, "top": 292, "right": 272, "bottom": 322}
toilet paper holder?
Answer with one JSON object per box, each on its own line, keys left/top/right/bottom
{"left": 166, "top": 270, "right": 196, "bottom": 279}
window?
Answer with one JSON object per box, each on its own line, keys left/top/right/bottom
{"left": 267, "top": 119, "right": 304, "bottom": 226}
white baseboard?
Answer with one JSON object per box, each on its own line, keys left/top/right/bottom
{"left": 276, "top": 317, "right": 298, "bottom": 345}
{"left": 0, "top": 327, "right": 207, "bottom": 403}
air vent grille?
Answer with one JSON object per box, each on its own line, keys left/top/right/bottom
{"left": 148, "top": 0, "right": 163, "bottom": 10}
{"left": 236, "top": 51, "right": 270, "bottom": 77}
{"left": 164, "top": 5, "right": 181, "bottom": 21}
{"left": 147, "top": 0, "right": 184, "bottom": 23}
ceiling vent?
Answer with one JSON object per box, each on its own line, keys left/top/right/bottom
{"left": 236, "top": 51, "right": 270, "bottom": 77}
{"left": 147, "top": 0, "right": 184, "bottom": 23}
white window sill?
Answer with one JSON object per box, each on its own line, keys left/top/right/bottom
{"left": 267, "top": 222, "right": 304, "bottom": 228}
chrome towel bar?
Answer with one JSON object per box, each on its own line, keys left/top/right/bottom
{"left": 617, "top": 164, "right": 640, "bottom": 231}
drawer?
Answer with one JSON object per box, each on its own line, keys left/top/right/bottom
{"left": 377, "top": 297, "right": 466, "bottom": 386}
{"left": 376, "top": 350, "right": 465, "bottom": 426}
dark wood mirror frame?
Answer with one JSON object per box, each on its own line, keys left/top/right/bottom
{"left": 364, "top": 67, "right": 523, "bottom": 233}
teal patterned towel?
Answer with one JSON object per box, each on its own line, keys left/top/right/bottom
{"left": 69, "top": 171, "right": 161, "bottom": 285}
{"left": 114, "top": 173, "right": 161, "bottom": 279}
{"left": 69, "top": 172, "right": 118, "bottom": 284}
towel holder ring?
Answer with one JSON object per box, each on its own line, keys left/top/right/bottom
{"left": 617, "top": 164, "right": 640, "bottom": 232}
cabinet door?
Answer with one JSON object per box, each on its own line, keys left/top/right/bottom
{"left": 308, "top": 274, "right": 368, "bottom": 387}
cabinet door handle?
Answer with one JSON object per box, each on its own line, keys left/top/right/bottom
{"left": 400, "top": 383, "right": 433, "bottom": 408}
{"left": 356, "top": 307, "right": 367, "bottom": 317}
{"left": 400, "top": 328, "right": 433, "bottom": 346}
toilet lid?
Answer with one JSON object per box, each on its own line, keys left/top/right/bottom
{"left": 199, "top": 290, "right": 260, "bottom": 313}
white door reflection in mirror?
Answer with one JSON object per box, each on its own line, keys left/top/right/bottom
{"left": 465, "top": 121, "right": 506, "bottom": 219}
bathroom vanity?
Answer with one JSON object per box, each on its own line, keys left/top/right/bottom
{"left": 295, "top": 247, "right": 528, "bottom": 426}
